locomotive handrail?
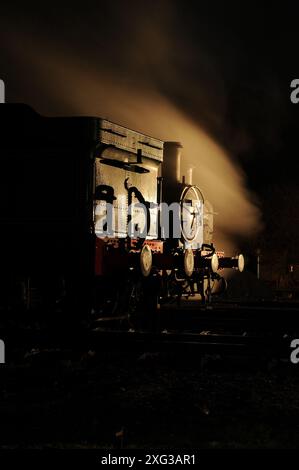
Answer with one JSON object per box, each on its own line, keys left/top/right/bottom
{"left": 100, "top": 158, "right": 149, "bottom": 174}
{"left": 95, "top": 143, "right": 149, "bottom": 173}
{"left": 126, "top": 182, "right": 151, "bottom": 250}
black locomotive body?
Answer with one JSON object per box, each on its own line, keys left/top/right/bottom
{"left": 0, "top": 104, "right": 244, "bottom": 323}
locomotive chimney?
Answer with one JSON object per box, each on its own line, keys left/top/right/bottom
{"left": 187, "top": 166, "right": 194, "bottom": 185}
{"left": 163, "top": 142, "right": 182, "bottom": 185}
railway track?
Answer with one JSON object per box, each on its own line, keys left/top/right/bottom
{"left": 0, "top": 301, "right": 298, "bottom": 361}
{"left": 0, "top": 325, "right": 293, "bottom": 361}
{"left": 156, "top": 301, "right": 299, "bottom": 332}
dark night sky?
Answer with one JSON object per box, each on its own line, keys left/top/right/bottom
{"left": 1, "top": 2, "right": 298, "bottom": 177}
{"left": 1, "top": 1, "right": 299, "bottom": 255}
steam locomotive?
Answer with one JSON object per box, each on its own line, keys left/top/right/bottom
{"left": 0, "top": 104, "right": 244, "bottom": 326}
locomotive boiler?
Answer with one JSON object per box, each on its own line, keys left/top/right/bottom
{"left": 0, "top": 104, "right": 244, "bottom": 326}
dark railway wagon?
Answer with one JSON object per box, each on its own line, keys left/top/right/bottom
{"left": 0, "top": 104, "right": 98, "bottom": 315}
